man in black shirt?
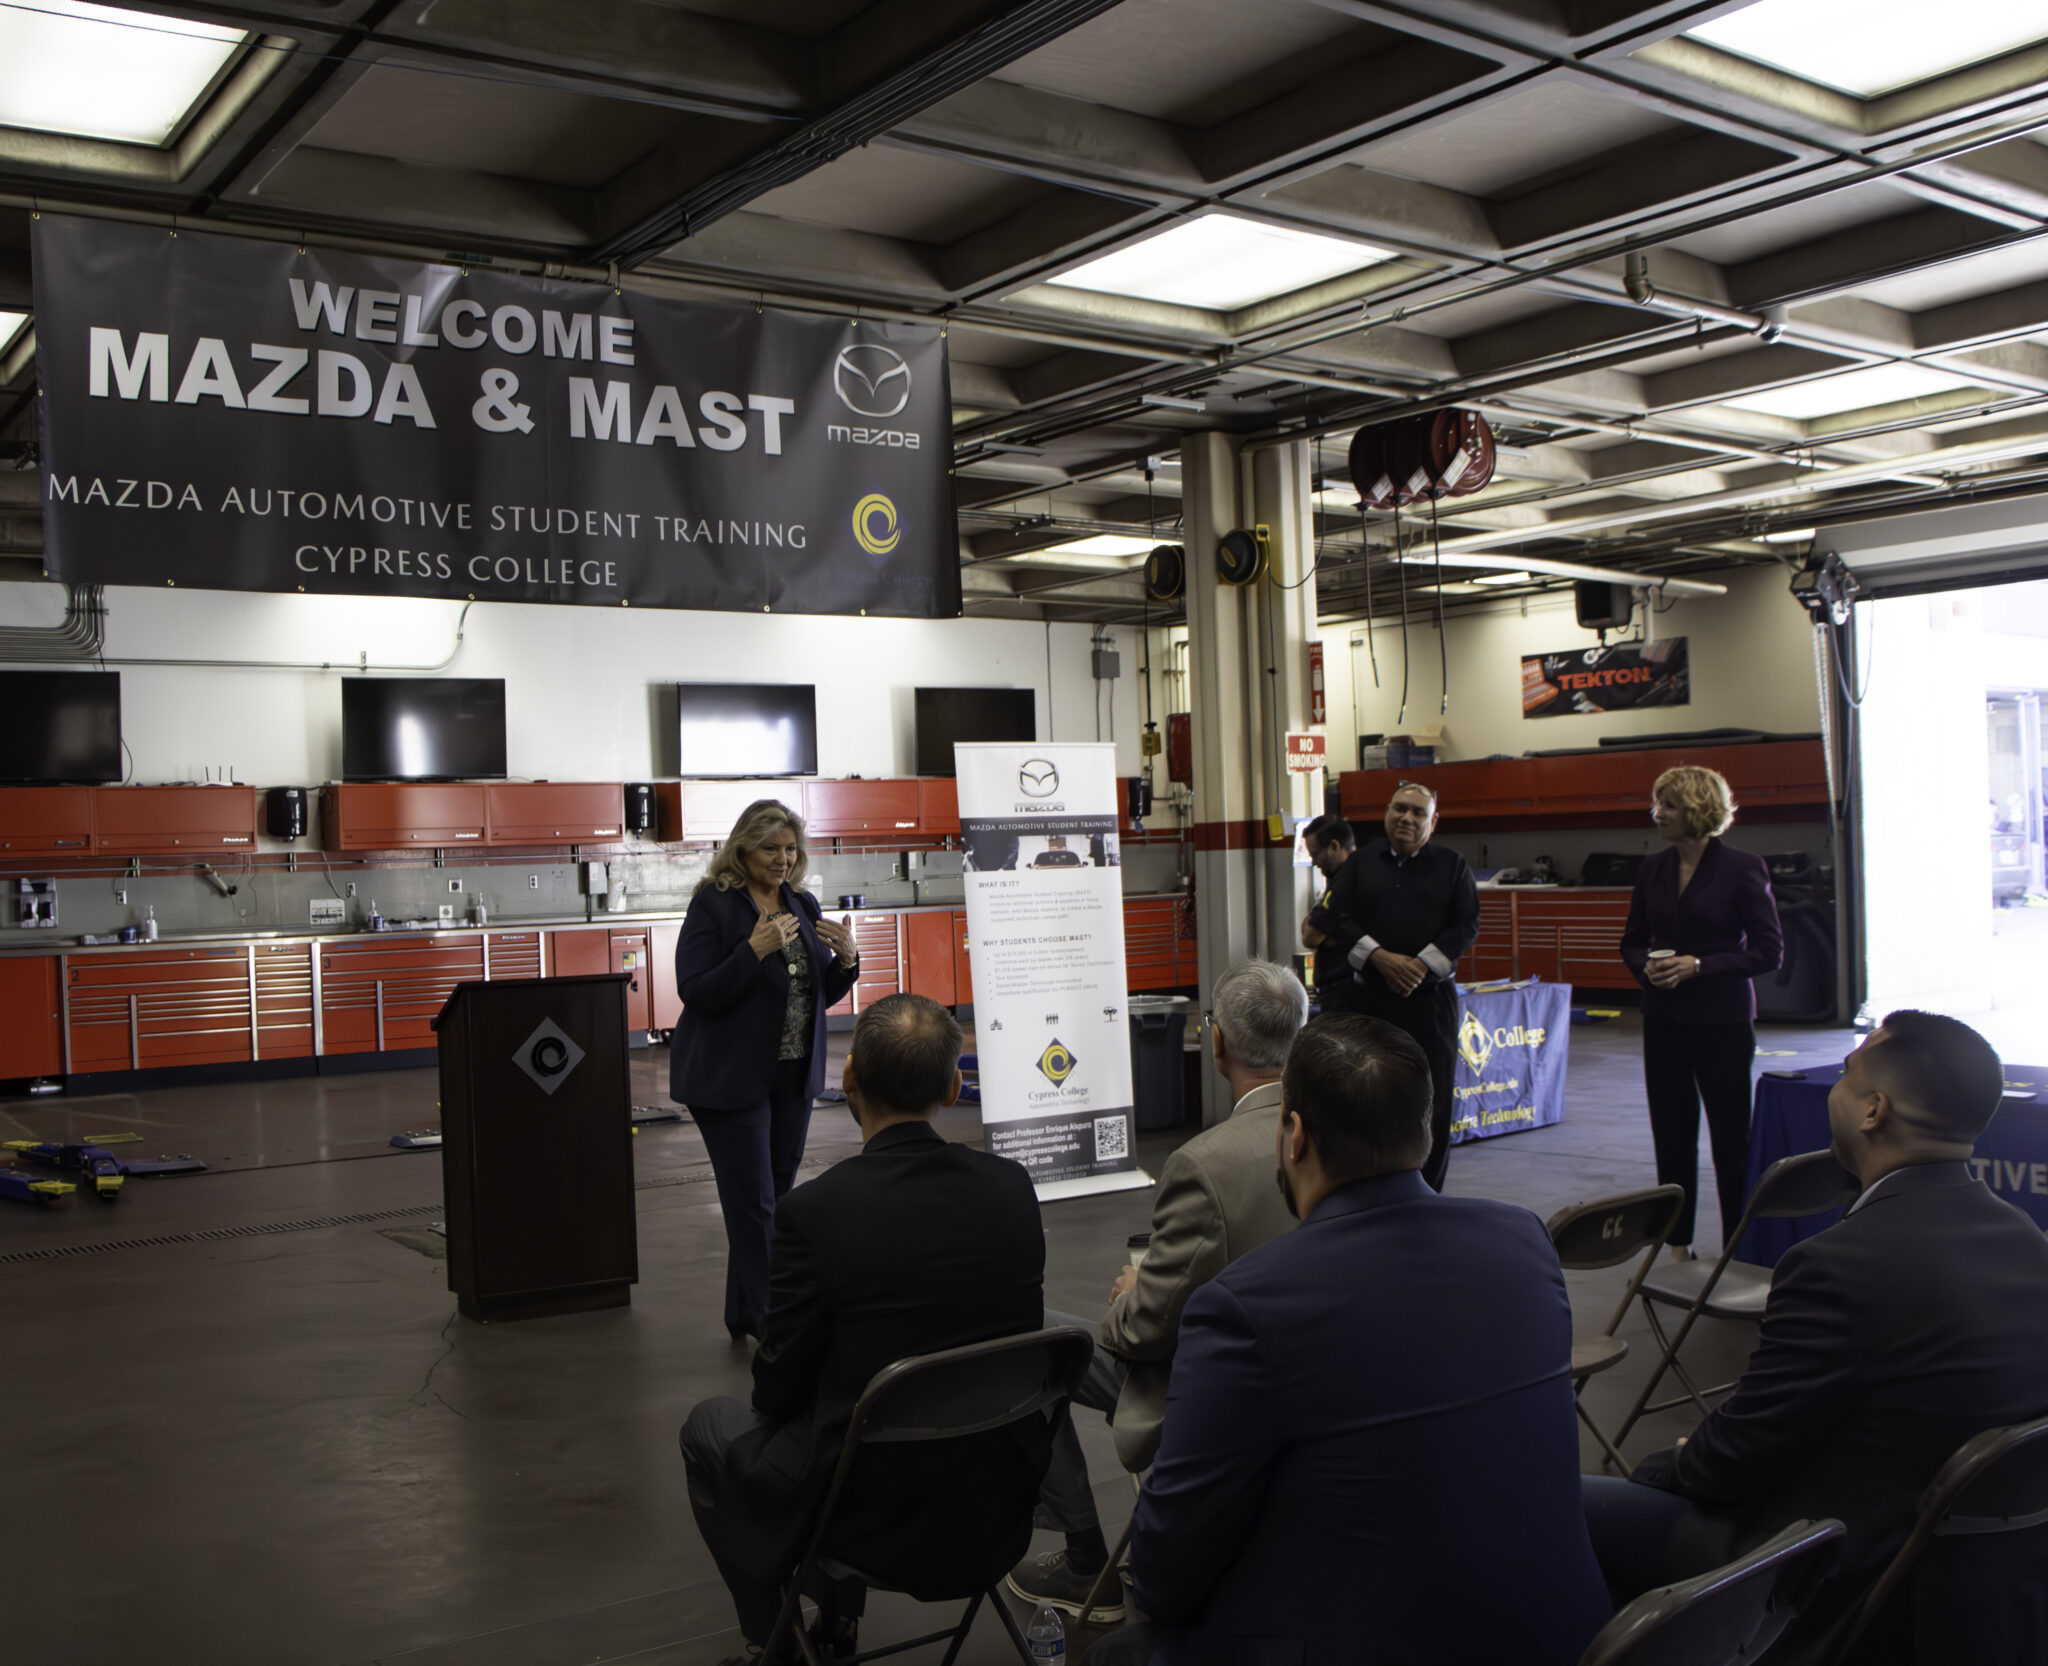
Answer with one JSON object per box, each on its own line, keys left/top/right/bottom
{"left": 1299, "top": 814, "right": 1358, "bottom": 1001}
{"left": 1308, "top": 784, "right": 1479, "bottom": 1190}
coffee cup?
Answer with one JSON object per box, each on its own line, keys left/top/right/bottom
{"left": 1127, "top": 1232, "right": 1151, "bottom": 1270}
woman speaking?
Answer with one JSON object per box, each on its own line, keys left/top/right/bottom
{"left": 1619, "top": 765, "right": 1784, "bottom": 1259}
{"left": 671, "top": 799, "right": 859, "bottom": 1340}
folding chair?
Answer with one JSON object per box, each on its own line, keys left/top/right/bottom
{"left": 1074, "top": 1470, "right": 1144, "bottom": 1630}
{"left": 762, "top": 1324, "right": 1095, "bottom": 1666}
{"left": 1613, "top": 1151, "right": 1859, "bottom": 1450}
{"left": 1828, "top": 1413, "right": 2048, "bottom": 1665}
{"left": 1543, "top": 1183, "right": 1687, "bottom": 1476}
{"left": 1579, "top": 1517, "right": 1846, "bottom": 1666}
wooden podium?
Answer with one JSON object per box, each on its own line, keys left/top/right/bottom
{"left": 434, "top": 973, "right": 638, "bottom": 1322}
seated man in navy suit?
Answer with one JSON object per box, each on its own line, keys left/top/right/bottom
{"left": 1106, "top": 1013, "right": 1611, "bottom": 1665}
{"left": 1583, "top": 1011, "right": 2048, "bottom": 1664}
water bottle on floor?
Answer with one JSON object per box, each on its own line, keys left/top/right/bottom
{"left": 1027, "top": 1601, "right": 1065, "bottom": 1662}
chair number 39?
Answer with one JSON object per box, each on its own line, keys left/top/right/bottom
{"left": 1600, "top": 1214, "right": 1625, "bottom": 1240}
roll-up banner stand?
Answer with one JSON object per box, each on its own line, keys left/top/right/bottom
{"left": 956, "top": 743, "right": 1152, "bottom": 1202}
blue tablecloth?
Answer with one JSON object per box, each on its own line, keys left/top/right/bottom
{"left": 1448, "top": 981, "right": 1572, "bottom": 1145}
{"left": 1736, "top": 1062, "right": 2048, "bottom": 1265}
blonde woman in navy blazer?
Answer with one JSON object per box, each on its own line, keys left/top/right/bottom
{"left": 670, "top": 800, "right": 859, "bottom": 1340}
{"left": 1619, "top": 766, "right": 1783, "bottom": 1257}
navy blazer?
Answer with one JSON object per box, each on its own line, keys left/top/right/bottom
{"left": 1619, "top": 837, "right": 1783, "bottom": 1024}
{"left": 668, "top": 881, "right": 858, "bottom": 1110}
{"left": 1633, "top": 1162, "right": 2048, "bottom": 1663}
{"left": 1130, "top": 1170, "right": 1611, "bottom": 1666}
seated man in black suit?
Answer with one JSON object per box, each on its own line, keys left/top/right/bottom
{"left": 1584, "top": 1010, "right": 2048, "bottom": 1664}
{"left": 1095, "top": 1014, "right": 1611, "bottom": 1664}
{"left": 679, "top": 994, "right": 1048, "bottom": 1665}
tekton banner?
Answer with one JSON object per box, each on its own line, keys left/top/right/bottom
{"left": 1521, "top": 638, "right": 1689, "bottom": 718}
{"left": 31, "top": 214, "right": 959, "bottom": 617}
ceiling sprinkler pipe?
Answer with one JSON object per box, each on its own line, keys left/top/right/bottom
{"left": 1624, "top": 253, "right": 1656, "bottom": 307}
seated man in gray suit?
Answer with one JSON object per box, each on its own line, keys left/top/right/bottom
{"left": 1007, "top": 957, "right": 1305, "bottom": 1619}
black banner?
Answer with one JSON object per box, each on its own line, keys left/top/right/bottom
{"left": 1521, "top": 638, "right": 1689, "bottom": 717}
{"left": 31, "top": 214, "right": 959, "bottom": 617}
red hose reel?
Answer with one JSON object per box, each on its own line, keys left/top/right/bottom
{"left": 1346, "top": 410, "right": 1496, "bottom": 509}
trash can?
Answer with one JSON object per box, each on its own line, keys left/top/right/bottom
{"left": 1129, "top": 994, "right": 1192, "bottom": 1131}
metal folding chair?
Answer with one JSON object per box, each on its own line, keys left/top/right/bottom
{"left": 1613, "top": 1151, "right": 1859, "bottom": 1450}
{"left": 761, "top": 1324, "right": 1094, "bottom": 1666}
{"left": 1543, "top": 1183, "right": 1687, "bottom": 1476}
{"left": 1579, "top": 1518, "right": 1846, "bottom": 1666}
{"left": 1828, "top": 1413, "right": 2048, "bottom": 1665}
{"left": 1074, "top": 1470, "right": 1144, "bottom": 1630}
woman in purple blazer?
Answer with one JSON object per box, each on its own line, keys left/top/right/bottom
{"left": 670, "top": 800, "right": 860, "bottom": 1340}
{"left": 1618, "top": 766, "right": 1784, "bottom": 1257}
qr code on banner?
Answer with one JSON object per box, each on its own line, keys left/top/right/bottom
{"left": 1093, "top": 1115, "right": 1129, "bottom": 1163}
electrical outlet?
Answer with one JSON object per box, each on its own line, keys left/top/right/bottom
{"left": 528, "top": 873, "right": 539, "bottom": 889}
{"left": 346, "top": 882, "right": 358, "bottom": 898}
{"left": 115, "top": 889, "right": 128, "bottom": 906}
{"left": 437, "top": 904, "right": 456, "bottom": 926}
{"left": 447, "top": 878, "right": 463, "bottom": 893}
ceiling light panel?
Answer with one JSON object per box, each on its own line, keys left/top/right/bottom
{"left": 1043, "top": 214, "right": 1392, "bottom": 312}
{"left": 1686, "top": 0, "right": 2048, "bottom": 99}
{"left": 0, "top": 311, "right": 26, "bottom": 353}
{"left": 1721, "top": 363, "right": 1980, "bottom": 420}
{"left": 0, "top": 2, "right": 246, "bottom": 146}
{"left": 1039, "top": 534, "right": 1157, "bottom": 557}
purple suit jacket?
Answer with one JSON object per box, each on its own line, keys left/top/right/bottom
{"left": 1619, "top": 837, "right": 1783, "bottom": 1024}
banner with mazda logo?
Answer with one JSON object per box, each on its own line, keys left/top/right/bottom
{"left": 30, "top": 213, "right": 960, "bottom": 617}
{"left": 955, "top": 742, "right": 1150, "bottom": 1200}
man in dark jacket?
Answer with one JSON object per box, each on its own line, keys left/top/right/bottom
{"left": 1309, "top": 784, "right": 1480, "bottom": 1190}
{"left": 1584, "top": 1011, "right": 2048, "bottom": 1663}
{"left": 679, "top": 994, "right": 1048, "bottom": 1664}
{"left": 1118, "top": 1014, "right": 1611, "bottom": 1665}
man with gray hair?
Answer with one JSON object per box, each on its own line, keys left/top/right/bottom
{"left": 1008, "top": 958, "right": 1307, "bottom": 1620}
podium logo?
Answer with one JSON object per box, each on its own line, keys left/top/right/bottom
{"left": 1457, "top": 1011, "right": 1493, "bottom": 1074}
{"left": 1038, "top": 1038, "right": 1076, "bottom": 1085}
{"left": 512, "top": 1016, "right": 587, "bottom": 1096}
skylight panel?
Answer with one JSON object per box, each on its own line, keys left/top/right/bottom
{"left": 0, "top": 311, "right": 26, "bottom": 354}
{"left": 1043, "top": 214, "right": 1393, "bottom": 312}
{"left": 0, "top": 2, "right": 247, "bottom": 146}
{"left": 1037, "top": 535, "right": 1156, "bottom": 558}
{"left": 1721, "top": 363, "right": 1979, "bottom": 420}
{"left": 1686, "top": 0, "right": 2048, "bottom": 99}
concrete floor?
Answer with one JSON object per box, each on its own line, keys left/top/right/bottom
{"left": 1, "top": 1015, "right": 1860, "bottom": 1666}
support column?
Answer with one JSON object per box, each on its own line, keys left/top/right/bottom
{"left": 1250, "top": 440, "right": 1322, "bottom": 970}
{"left": 1181, "top": 432, "right": 1255, "bottom": 1127}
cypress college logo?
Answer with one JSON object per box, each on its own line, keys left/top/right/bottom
{"left": 1458, "top": 1011, "right": 1493, "bottom": 1074}
{"left": 852, "top": 493, "right": 899, "bottom": 557}
{"left": 1038, "top": 1039, "right": 1077, "bottom": 1085}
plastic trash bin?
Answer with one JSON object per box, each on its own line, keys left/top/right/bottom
{"left": 1129, "top": 995, "right": 1192, "bottom": 1131}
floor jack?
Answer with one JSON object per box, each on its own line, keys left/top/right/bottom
{"left": 3, "top": 1136, "right": 209, "bottom": 1201}
{"left": 0, "top": 1164, "right": 76, "bottom": 1205}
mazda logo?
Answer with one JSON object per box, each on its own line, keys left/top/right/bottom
{"left": 834, "top": 344, "right": 912, "bottom": 418}
{"left": 1019, "top": 760, "right": 1059, "bottom": 797}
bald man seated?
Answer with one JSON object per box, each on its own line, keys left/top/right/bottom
{"left": 1583, "top": 1010, "right": 2048, "bottom": 1665}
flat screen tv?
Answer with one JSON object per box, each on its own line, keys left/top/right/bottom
{"left": 914, "top": 686, "right": 1037, "bottom": 776}
{"left": 677, "top": 683, "right": 818, "bottom": 778}
{"left": 0, "top": 670, "right": 122, "bottom": 784}
{"left": 341, "top": 678, "right": 508, "bottom": 782}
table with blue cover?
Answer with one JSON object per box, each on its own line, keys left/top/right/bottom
{"left": 1736, "top": 1061, "right": 2048, "bottom": 1265}
{"left": 1448, "top": 980, "right": 1573, "bottom": 1146}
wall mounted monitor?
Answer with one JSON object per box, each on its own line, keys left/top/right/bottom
{"left": 914, "top": 686, "right": 1037, "bottom": 776}
{"left": 677, "top": 683, "right": 818, "bottom": 779}
{"left": 0, "top": 670, "right": 122, "bottom": 784}
{"left": 341, "top": 677, "right": 508, "bottom": 782}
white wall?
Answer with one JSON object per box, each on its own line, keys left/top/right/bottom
{"left": 1315, "top": 563, "right": 1822, "bottom": 768}
{"left": 0, "top": 583, "right": 1146, "bottom": 786}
